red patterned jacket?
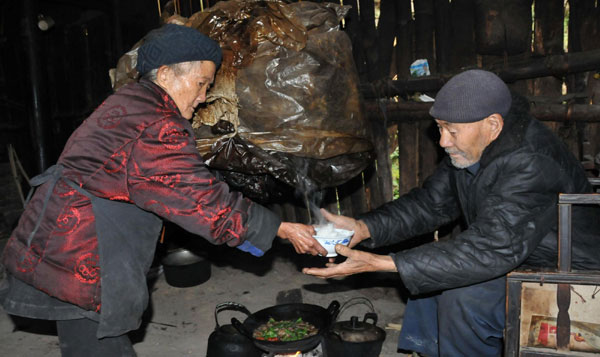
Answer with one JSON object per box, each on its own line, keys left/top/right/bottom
{"left": 1, "top": 80, "right": 280, "bottom": 311}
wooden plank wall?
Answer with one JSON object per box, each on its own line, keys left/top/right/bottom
{"left": 267, "top": 0, "right": 600, "bottom": 224}
{"left": 353, "top": 0, "right": 600, "bottom": 197}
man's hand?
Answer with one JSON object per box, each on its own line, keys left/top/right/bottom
{"left": 320, "top": 209, "right": 370, "bottom": 248}
{"left": 277, "top": 222, "right": 328, "bottom": 256}
{"left": 302, "top": 245, "right": 397, "bottom": 278}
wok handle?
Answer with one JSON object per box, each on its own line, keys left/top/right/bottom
{"left": 214, "top": 302, "right": 252, "bottom": 329}
{"left": 231, "top": 317, "right": 253, "bottom": 339}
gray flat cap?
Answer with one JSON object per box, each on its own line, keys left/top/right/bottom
{"left": 429, "top": 69, "right": 511, "bottom": 123}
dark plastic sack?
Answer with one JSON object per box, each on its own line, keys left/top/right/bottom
{"left": 111, "top": 0, "right": 373, "bottom": 202}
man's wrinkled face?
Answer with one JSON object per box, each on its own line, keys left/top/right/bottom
{"left": 435, "top": 118, "right": 497, "bottom": 169}
{"left": 159, "top": 60, "right": 216, "bottom": 119}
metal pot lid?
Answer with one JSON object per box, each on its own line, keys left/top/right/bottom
{"left": 331, "top": 316, "right": 385, "bottom": 343}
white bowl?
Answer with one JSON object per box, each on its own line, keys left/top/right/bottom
{"left": 313, "top": 226, "right": 354, "bottom": 257}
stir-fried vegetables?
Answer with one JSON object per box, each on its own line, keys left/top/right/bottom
{"left": 253, "top": 317, "right": 318, "bottom": 342}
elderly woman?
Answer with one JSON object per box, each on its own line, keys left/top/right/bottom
{"left": 0, "top": 24, "right": 325, "bottom": 356}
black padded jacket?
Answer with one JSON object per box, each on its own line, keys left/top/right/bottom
{"left": 359, "top": 95, "right": 600, "bottom": 296}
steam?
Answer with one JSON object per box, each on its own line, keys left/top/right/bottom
{"left": 293, "top": 161, "right": 327, "bottom": 226}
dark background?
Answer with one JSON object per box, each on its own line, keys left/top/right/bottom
{"left": 0, "top": 0, "right": 170, "bottom": 174}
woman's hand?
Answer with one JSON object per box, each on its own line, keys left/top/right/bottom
{"left": 320, "top": 209, "right": 370, "bottom": 248}
{"left": 277, "top": 222, "right": 327, "bottom": 256}
{"left": 302, "top": 245, "right": 397, "bottom": 278}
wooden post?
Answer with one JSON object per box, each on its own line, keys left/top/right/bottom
{"left": 397, "top": 121, "right": 419, "bottom": 195}
{"left": 348, "top": 174, "right": 368, "bottom": 216}
{"left": 533, "top": 0, "right": 565, "bottom": 136}
{"left": 395, "top": 0, "right": 413, "bottom": 79}
{"left": 344, "top": 0, "right": 366, "bottom": 82}
{"left": 363, "top": 161, "right": 384, "bottom": 210}
{"left": 567, "top": 0, "right": 595, "bottom": 161}
{"left": 370, "top": 113, "right": 394, "bottom": 202}
{"left": 417, "top": 120, "right": 441, "bottom": 186}
{"left": 434, "top": 0, "right": 451, "bottom": 74}
{"left": 375, "top": 0, "right": 398, "bottom": 80}
{"left": 556, "top": 283, "right": 572, "bottom": 351}
{"left": 566, "top": 0, "right": 592, "bottom": 95}
{"left": 337, "top": 183, "right": 354, "bottom": 217}
{"left": 505, "top": 277, "right": 524, "bottom": 356}
{"left": 556, "top": 200, "right": 573, "bottom": 351}
{"left": 358, "top": 0, "right": 379, "bottom": 81}
{"left": 532, "top": 0, "right": 564, "bottom": 86}
{"left": 449, "top": 0, "right": 477, "bottom": 70}
{"left": 413, "top": 0, "right": 435, "bottom": 73}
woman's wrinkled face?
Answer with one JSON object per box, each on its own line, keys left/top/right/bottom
{"left": 435, "top": 118, "right": 498, "bottom": 169}
{"left": 158, "top": 60, "right": 216, "bottom": 119}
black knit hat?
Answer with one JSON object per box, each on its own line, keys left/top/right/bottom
{"left": 136, "top": 24, "right": 222, "bottom": 75}
{"left": 429, "top": 69, "right": 511, "bottom": 123}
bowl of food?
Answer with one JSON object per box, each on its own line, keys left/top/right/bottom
{"left": 313, "top": 224, "right": 354, "bottom": 257}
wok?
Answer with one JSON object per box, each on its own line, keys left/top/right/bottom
{"left": 231, "top": 300, "right": 340, "bottom": 354}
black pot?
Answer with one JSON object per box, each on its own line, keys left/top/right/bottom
{"left": 207, "top": 302, "right": 262, "bottom": 357}
{"left": 323, "top": 297, "right": 386, "bottom": 357}
{"left": 161, "top": 248, "right": 211, "bottom": 288}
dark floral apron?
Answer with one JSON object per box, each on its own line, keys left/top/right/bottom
{"left": 21, "top": 164, "right": 163, "bottom": 338}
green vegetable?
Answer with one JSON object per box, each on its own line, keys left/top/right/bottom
{"left": 252, "top": 317, "right": 318, "bottom": 342}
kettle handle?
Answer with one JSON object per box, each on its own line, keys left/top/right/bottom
{"left": 214, "top": 302, "right": 252, "bottom": 329}
{"left": 335, "top": 297, "right": 376, "bottom": 323}
{"left": 363, "top": 312, "right": 378, "bottom": 326}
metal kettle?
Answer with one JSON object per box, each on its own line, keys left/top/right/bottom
{"left": 206, "top": 302, "right": 262, "bottom": 357}
{"left": 323, "top": 297, "right": 386, "bottom": 357}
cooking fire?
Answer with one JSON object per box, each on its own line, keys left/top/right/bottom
{"left": 267, "top": 343, "right": 323, "bottom": 357}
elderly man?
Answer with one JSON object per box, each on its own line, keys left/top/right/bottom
{"left": 0, "top": 24, "right": 325, "bottom": 356}
{"left": 304, "top": 69, "right": 600, "bottom": 356}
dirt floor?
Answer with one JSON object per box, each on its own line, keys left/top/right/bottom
{"left": 0, "top": 229, "right": 410, "bottom": 357}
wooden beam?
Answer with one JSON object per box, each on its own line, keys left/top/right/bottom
{"left": 364, "top": 100, "right": 600, "bottom": 123}
{"left": 360, "top": 49, "right": 600, "bottom": 98}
